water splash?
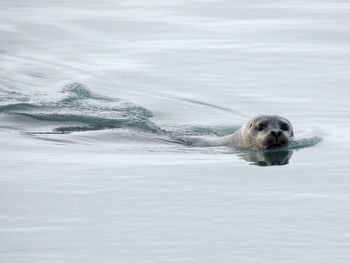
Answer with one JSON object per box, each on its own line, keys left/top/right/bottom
{"left": 287, "top": 134, "right": 323, "bottom": 150}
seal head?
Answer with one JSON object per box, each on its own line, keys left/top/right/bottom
{"left": 241, "top": 115, "right": 294, "bottom": 150}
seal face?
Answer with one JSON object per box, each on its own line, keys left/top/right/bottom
{"left": 243, "top": 115, "right": 294, "bottom": 150}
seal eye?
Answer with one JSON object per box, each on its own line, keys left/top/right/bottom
{"left": 256, "top": 124, "right": 266, "bottom": 131}
{"left": 281, "top": 123, "right": 289, "bottom": 131}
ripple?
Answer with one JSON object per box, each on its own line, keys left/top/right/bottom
{"left": 0, "top": 82, "right": 161, "bottom": 134}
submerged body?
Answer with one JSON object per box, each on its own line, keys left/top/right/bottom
{"left": 185, "top": 115, "right": 294, "bottom": 150}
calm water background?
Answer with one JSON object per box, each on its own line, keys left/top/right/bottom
{"left": 1, "top": 0, "right": 350, "bottom": 262}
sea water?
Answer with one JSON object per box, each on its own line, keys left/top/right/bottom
{"left": 1, "top": 0, "right": 350, "bottom": 262}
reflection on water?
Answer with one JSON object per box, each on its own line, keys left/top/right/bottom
{"left": 240, "top": 150, "right": 293, "bottom": 166}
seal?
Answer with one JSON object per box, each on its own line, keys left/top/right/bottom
{"left": 183, "top": 115, "right": 294, "bottom": 150}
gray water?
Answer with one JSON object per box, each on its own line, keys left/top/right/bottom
{"left": 1, "top": 0, "right": 350, "bottom": 262}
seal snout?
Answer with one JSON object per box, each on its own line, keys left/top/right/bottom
{"left": 270, "top": 130, "right": 282, "bottom": 138}
{"left": 267, "top": 128, "right": 289, "bottom": 148}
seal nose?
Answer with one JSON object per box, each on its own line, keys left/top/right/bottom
{"left": 270, "top": 130, "right": 282, "bottom": 137}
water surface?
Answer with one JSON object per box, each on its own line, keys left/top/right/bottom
{"left": 1, "top": 0, "right": 350, "bottom": 262}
